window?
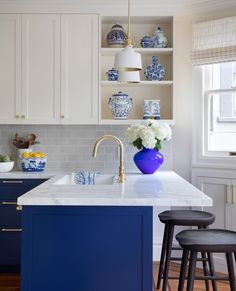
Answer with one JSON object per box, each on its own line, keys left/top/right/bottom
{"left": 203, "top": 62, "right": 236, "bottom": 156}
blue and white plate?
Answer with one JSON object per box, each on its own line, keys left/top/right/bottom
{"left": 144, "top": 56, "right": 165, "bottom": 81}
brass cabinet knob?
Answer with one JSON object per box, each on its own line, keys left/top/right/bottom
{"left": 16, "top": 206, "right": 22, "bottom": 211}
{"left": 61, "top": 115, "right": 65, "bottom": 119}
{"left": 21, "top": 115, "right": 26, "bottom": 119}
{"left": 15, "top": 114, "right": 20, "bottom": 119}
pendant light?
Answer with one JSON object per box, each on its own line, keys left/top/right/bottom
{"left": 114, "top": 0, "right": 142, "bottom": 78}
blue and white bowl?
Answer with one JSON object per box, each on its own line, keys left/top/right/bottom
{"left": 21, "top": 157, "right": 47, "bottom": 172}
{"left": 144, "top": 56, "right": 165, "bottom": 81}
{"left": 106, "top": 68, "right": 119, "bottom": 81}
{"left": 108, "top": 91, "right": 133, "bottom": 120}
{"left": 106, "top": 24, "right": 127, "bottom": 48}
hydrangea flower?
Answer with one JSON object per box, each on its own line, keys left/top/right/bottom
{"left": 125, "top": 119, "right": 172, "bottom": 151}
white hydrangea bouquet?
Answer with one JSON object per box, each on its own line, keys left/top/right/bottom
{"left": 125, "top": 119, "right": 172, "bottom": 151}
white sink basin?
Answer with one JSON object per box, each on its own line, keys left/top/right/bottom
{"left": 54, "top": 174, "right": 116, "bottom": 186}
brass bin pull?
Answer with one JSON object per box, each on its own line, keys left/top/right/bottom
{"left": 1, "top": 228, "right": 22, "bottom": 232}
{"left": 2, "top": 180, "right": 23, "bottom": 184}
{"left": 1, "top": 202, "right": 17, "bottom": 205}
{"left": 16, "top": 206, "right": 22, "bottom": 211}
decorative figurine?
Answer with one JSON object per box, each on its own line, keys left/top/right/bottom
{"left": 106, "top": 24, "right": 127, "bottom": 47}
{"left": 144, "top": 56, "right": 165, "bottom": 81}
{"left": 108, "top": 91, "right": 133, "bottom": 120}
{"left": 105, "top": 68, "right": 119, "bottom": 81}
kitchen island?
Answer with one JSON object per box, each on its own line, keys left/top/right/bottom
{"left": 18, "top": 171, "right": 212, "bottom": 291}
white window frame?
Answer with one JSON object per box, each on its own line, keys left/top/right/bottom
{"left": 192, "top": 66, "right": 236, "bottom": 170}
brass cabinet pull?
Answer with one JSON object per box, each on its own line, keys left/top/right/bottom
{"left": 1, "top": 202, "right": 17, "bottom": 205}
{"left": 15, "top": 114, "right": 20, "bottom": 119}
{"left": 60, "top": 115, "right": 65, "bottom": 119}
{"left": 232, "top": 185, "right": 236, "bottom": 204}
{"left": 21, "top": 114, "right": 26, "bottom": 119}
{"left": 1, "top": 228, "right": 22, "bottom": 232}
{"left": 226, "top": 185, "right": 233, "bottom": 204}
{"left": 2, "top": 180, "right": 23, "bottom": 184}
{"left": 16, "top": 206, "right": 22, "bottom": 211}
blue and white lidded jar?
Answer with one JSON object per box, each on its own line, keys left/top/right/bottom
{"left": 144, "top": 56, "right": 165, "bottom": 81}
{"left": 108, "top": 91, "right": 133, "bottom": 120}
{"left": 152, "top": 27, "right": 168, "bottom": 48}
{"left": 106, "top": 24, "right": 127, "bottom": 48}
{"left": 106, "top": 68, "right": 119, "bottom": 81}
{"left": 140, "top": 35, "right": 154, "bottom": 48}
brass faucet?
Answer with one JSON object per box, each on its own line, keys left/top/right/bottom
{"left": 92, "top": 135, "right": 125, "bottom": 183}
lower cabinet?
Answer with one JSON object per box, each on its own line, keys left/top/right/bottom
{"left": 192, "top": 168, "right": 236, "bottom": 272}
{"left": 0, "top": 179, "right": 47, "bottom": 272}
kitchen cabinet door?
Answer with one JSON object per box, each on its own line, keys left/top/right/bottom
{"left": 61, "top": 14, "right": 99, "bottom": 124}
{"left": 0, "top": 14, "right": 21, "bottom": 124}
{"left": 21, "top": 14, "right": 61, "bottom": 124}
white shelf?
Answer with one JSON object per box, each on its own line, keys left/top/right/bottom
{"left": 101, "top": 47, "right": 173, "bottom": 56}
{"left": 101, "top": 80, "right": 173, "bottom": 87}
{"left": 99, "top": 119, "right": 175, "bottom": 125}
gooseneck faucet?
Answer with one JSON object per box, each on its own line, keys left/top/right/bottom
{"left": 92, "top": 135, "right": 125, "bottom": 183}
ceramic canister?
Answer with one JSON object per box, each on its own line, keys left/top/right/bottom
{"left": 108, "top": 91, "right": 133, "bottom": 120}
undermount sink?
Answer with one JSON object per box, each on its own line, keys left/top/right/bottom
{"left": 54, "top": 174, "right": 116, "bottom": 186}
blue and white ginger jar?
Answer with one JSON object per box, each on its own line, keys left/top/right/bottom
{"left": 152, "top": 27, "right": 168, "bottom": 48}
{"left": 106, "top": 24, "right": 127, "bottom": 48}
{"left": 140, "top": 35, "right": 154, "bottom": 48}
{"left": 106, "top": 68, "right": 119, "bottom": 81}
{"left": 108, "top": 91, "right": 133, "bottom": 120}
{"left": 144, "top": 56, "right": 165, "bottom": 81}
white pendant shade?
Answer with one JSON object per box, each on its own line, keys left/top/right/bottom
{"left": 118, "top": 71, "right": 140, "bottom": 83}
{"left": 114, "top": 45, "right": 142, "bottom": 71}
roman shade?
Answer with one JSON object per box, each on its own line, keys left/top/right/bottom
{"left": 191, "top": 16, "right": 236, "bottom": 65}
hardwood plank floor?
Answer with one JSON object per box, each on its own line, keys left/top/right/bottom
{"left": 0, "top": 263, "right": 231, "bottom": 291}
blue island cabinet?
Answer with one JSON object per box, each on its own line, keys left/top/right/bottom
{"left": 21, "top": 206, "right": 153, "bottom": 291}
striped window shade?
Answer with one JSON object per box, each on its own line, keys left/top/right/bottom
{"left": 191, "top": 16, "right": 236, "bottom": 65}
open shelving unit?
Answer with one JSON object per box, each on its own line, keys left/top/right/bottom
{"left": 99, "top": 16, "right": 174, "bottom": 125}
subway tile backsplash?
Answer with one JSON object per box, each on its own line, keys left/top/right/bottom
{"left": 0, "top": 125, "right": 172, "bottom": 172}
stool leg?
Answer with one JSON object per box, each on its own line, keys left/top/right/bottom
{"left": 226, "top": 252, "right": 236, "bottom": 291}
{"left": 187, "top": 251, "right": 197, "bottom": 291}
{"left": 178, "top": 249, "right": 189, "bottom": 291}
{"left": 162, "top": 224, "right": 174, "bottom": 291}
{"left": 157, "top": 224, "right": 169, "bottom": 289}
{"left": 201, "top": 251, "right": 210, "bottom": 291}
{"left": 207, "top": 252, "right": 218, "bottom": 291}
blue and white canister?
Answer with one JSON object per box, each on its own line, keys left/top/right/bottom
{"left": 108, "top": 91, "right": 133, "bottom": 120}
{"left": 106, "top": 68, "right": 119, "bottom": 81}
{"left": 106, "top": 24, "right": 127, "bottom": 48}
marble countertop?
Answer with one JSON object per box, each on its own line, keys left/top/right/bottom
{"left": 17, "top": 171, "right": 212, "bottom": 207}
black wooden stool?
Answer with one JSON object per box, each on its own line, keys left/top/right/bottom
{"left": 157, "top": 210, "right": 216, "bottom": 291}
{"left": 176, "top": 229, "right": 236, "bottom": 291}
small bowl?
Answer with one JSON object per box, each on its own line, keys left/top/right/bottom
{"left": 0, "top": 161, "right": 14, "bottom": 172}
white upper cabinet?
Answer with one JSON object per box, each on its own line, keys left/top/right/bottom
{"left": 0, "top": 15, "right": 21, "bottom": 124}
{"left": 21, "top": 14, "right": 61, "bottom": 124}
{"left": 61, "top": 14, "right": 99, "bottom": 124}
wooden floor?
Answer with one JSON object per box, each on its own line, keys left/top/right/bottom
{"left": 0, "top": 262, "right": 231, "bottom": 291}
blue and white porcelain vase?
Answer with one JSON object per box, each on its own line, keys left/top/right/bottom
{"left": 144, "top": 56, "right": 165, "bottom": 81}
{"left": 106, "top": 24, "right": 127, "bottom": 48}
{"left": 106, "top": 68, "right": 119, "bottom": 81}
{"left": 108, "top": 91, "right": 133, "bottom": 120}
{"left": 152, "top": 27, "right": 168, "bottom": 48}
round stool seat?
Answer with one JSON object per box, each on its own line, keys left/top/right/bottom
{"left": 176, "top": 229, "right": 236, "bottom": 252}
{"left": 158, "top": 210, "right": 215, "bottom": 226}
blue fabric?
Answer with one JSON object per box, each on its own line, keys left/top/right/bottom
{"left": 73, "top": 171, "right": 97, "bottom": 185}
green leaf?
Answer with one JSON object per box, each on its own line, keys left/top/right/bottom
{"left": 133, "top": 138, "right": 143, "bottom": 150}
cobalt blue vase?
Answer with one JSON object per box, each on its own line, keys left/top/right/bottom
{"left": 133, "top": 147, "right": 164, "bottom": 174}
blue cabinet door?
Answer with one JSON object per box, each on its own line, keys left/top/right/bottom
{"left": 0, "top": 179, "right": 47, "bottom": 272}
{"left": 21, "top": 206, "right": 153, "bottom": 291}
